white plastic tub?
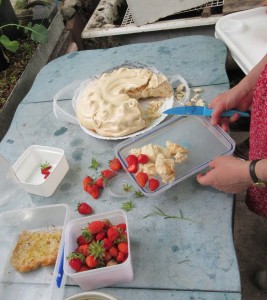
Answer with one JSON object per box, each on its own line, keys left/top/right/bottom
{"left": 215, "top": 7, "right": 267, "bottom": 74}
{"left": 13, "top": 145, "right": 69, "bottom": 197}
{"left": 64, "top": 210, "right": 134, "bottom": 291}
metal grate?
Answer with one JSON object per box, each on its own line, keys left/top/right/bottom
{"left": 122, "top": 0, "right": 224, "bottom": 26}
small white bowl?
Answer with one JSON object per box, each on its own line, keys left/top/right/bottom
{"left": 64, "top": 210, "right": 134, "bottom": 291}
{"left": 65, "top": 291, "right": 118, "bottom": 300}
{"left": 13, "top": 145, "right": 69, "bottom": 197}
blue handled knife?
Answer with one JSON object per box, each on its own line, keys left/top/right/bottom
{"left": 163, "top": 106, "right": 250, "bottom": 117}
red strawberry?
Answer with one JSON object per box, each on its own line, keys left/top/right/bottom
{"left": 88, "top": 220, "right": 104, "bottom": 234}
{"left": 77, "top": 244, "right": 89, "bottom": 256}
{"left": 44, "top": 172, "right": 50, "bottom": 179}
{"left": 95, "top": 230, "right": 106, "bottom": 241}
{"left": 117, "top": 223, "right": 127, "bottom": 232}
{"left": 78, "top": 265, "right": 90, "bottom": 272}
{"left": 104, "top": 250, "right": 112, "bottom": 262}
{"left": 126, "top": 154, "right": 138, "bottom": 166}
{"left": 95, "top": 177, "right": 104, "bottom": 188}
{"left": 85, "top": 255, "right": 98, "bottom": 268}
{"left": 109, "top": 246, "right": 119, "bottom": 258}
{"left": 77, "top": 202, "right": 93, "bottom": 215}
{"left": 76, "top": 235, "right": 87, "bottom": 246}
{"left": 107, "top": 226, "right": 119, "bottom": 242}
{"left": 136, "top": 172, "right": 148, "bottom": 187}
{"left": 118, "top": 242, "right": 128, "bottom": 254}
{"left": 102, "top": 169, "right": 116, "bottom": 179}
{"left": 83, "top": 176, "right": 93, "bottom": 191}
{"left": 86, "top": 183, "right": 100, "bottom": 199}
{"left": 137, "top": 154, "right": 149, "bottom": 164}
{"left": 102, "top": 237, "right": 113, "bottom": 250}
{"left": 116, "top": 251, "right": 126, "bottom": 263}
{"left": 67, "top": 252, "right": 84, "bottom": 271}
{"left": 109, "top": 158, "right": 122, "bottom": 171}
{"left": 148, "top": 178, "right": 160, "bottom": 191}
{"left": 127, "top": 164, "right": 138, "bottom": 173}
{"left": 40, "top": 162, "right": 52, "bottom": 175}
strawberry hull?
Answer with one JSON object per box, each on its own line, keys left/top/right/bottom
{"left": 64, "top": 210, "right": 134, "bottom": 291}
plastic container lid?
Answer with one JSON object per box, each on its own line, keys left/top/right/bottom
{"left": 115, "top": 115, "right": 235, "bottom": 196}
{"left": 215, "top": 7, "right": 267, "bottom": 74}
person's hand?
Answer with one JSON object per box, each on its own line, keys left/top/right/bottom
{"left": 208, "top": 87, "right": 252, "bottom": 131}
{"left": 196, "top": 156, "right": 252, "bottom": 194}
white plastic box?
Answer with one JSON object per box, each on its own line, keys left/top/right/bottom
{"left": 115, "top": 115, "right": 235, "bottom": 196}
{"left": 13, "top": 145, "right": 69, "bottom": 197}
{"left": 0, "top": 204, "right": 70, "bottom": 300}
{"left": 64, "top": 210, "right": 134, "bottom": 291}
{"left": 215, "top": 7, "right": 267, "bottom": 74}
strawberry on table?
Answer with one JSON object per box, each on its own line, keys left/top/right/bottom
{"left": 86, "top": 183, "right": 100, "bottom": 199}
{"left": 109, "top": 157, "right": 122, "bottom": 171}
{"left": 102, "top": 169, "right": 116, "bottom": 179}
{"left": 83, "top": 176, "right": 93, "bottom": 191}
{"left": 136, "top": 172, "right": 148, "bottom": 187}
{"left": 95, "top": 177, "right": 104, "bottom": 188}
{"left": 77, "top": 202, "right": 93, "bottom": 215}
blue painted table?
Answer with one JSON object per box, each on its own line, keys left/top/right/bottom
{"left": 0, "top": 35, "right": 241, "bottom": 300}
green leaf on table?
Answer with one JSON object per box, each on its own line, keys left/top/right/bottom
{"left": 0, "top": 35, "right": 19, "bottom": 52}
{"left": 30, "top": 24, "right": 48, "bottom": 44}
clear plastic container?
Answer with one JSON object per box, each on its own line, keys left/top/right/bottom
{"left": 0, "top": 154, "right": 32, "bottom": 213}
{"left": 115, "top": 115, "right": 235, "bottom": 196}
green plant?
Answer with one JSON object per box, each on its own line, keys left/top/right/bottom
{"left": 0, "top": 22, "right": 48, "bottom": 53}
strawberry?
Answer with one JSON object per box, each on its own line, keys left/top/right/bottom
{"left": 77, "top": 202, "right": 93, "bottom": 215}
{"left": 118, "top": 242, "right": 128, "bottom": 254}
{"left": 78, "top": 265, "right": 90, "bottom": 272}
{"left": 77, "top": 244, "right": 89, "bottom": 256}
{"left": 76, "top": 234, "right": 87, "bottom": 246}
{"left": 106, "top": 259, "right": 118, "bottom": 266}
{"left": 107, "top": 226, "right": 119, "bottom": 242}
{"left": 137, "top": 154, "right": 149, "bottom": 164}
{"left": 80, "top": 228, "right": 93, "bottom": 244}
{"left": 109, "top": 246, "right": 119, "bottom": 258}
{"left": 88, "top": 220, "right": 104, "bottom": 234}
{"left": 40, "top": 162, "right": 52, "bottom": 175}
{"left": 126, "top": 154, "right": 138, "bottom": 166}
{"left": 86, "top": 183, "right": 100, "bottom": 199}
{"left": 148, "top": 178, "right": 160, "bottom": 191}
{"left": 102, "top": 169, "right": 116, "bottom": 179}
{"left": 67, "top": 252, "right": 85, "bottom": 271}
{"left": 104, "top": 250, "right": 112, "bottom": 262}
{"left": 95, "top": 177, "right": 104, "bottom": 188}
{"left": 136, "top": 172, "right": 148, "bottom": 187}
{"left": 83, "top": 176, "right": 93, "bottom": 191}
{"left": 117, "top": 223, "right": 126, "bottom": 232}
{"left": 95, "top": 230, "right": 106, "bottom": 241}
{"left": 109, "top": 158, "right": 122, "bottom": 171}
{"left": 102, "top": 237, "right": 113, "bottom": 250}
{"left": 44, "top": 172, "right": 50, "bottom": 179}
{"left": 116, "top": 251, "right": 126, "bottom": 263}
{"left": 127, "top": 164, "right": 138, "bottom": 173}
{"left": 86, "top": 255, "right": 98, "bottom": 268}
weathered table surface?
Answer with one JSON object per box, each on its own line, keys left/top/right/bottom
{"left": 0, "top": 35, "right": 241, "bottom": 300}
